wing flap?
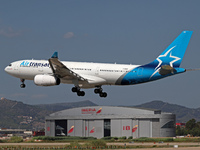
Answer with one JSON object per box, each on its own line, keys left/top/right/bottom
{"left": 80, "top": 74, "right": 106, "bottom": 84}
{"left": 48, "top": 57, "right": 87, "bottom": 81}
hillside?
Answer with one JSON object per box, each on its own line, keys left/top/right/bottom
{"left": 0, "top": 98, "right": 97, "bottom": 130}
{"left": 1, "top": 98, "right": 200, "bottom": 130}
{"left": 134, "top": 100, "right": 200, "bottom": 122}
{"left": 37, "top": 100, "right": 97, "bottom": 112}
{"left": 0, "top": 98, "right": 51, "bottom": 130}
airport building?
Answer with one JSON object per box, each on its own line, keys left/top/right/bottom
{"left": 45, "top": 106, "right": 175, "bottom": 138}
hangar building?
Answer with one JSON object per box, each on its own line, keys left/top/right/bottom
{"left": 45, "top": 106, "right": 175, "bottom": 138}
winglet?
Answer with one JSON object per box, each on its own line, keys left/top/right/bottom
{"left": 51, "top": 52, "right": 58, "bottom": 58}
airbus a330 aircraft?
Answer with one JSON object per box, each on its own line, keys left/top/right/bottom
{"left": 5, "top": 31, "right": 193, "bottom": 98}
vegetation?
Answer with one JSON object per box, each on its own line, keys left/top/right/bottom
{"left": 176, "top": 119, "right": 200, "bottom": 136}
{"left": 132, "top": 137, "right": 174, "bottom": 142}
{"left": 88, "top": 140, "right": 107, "bottom": 147}
{"left": 0, "top": 145, "right": 177, "bottom": 150}
{"left": 0, "top": 98, "right": 96, "bottom": 130}
{"left": 32, "top": 136, "right": 200, "bottom": 143}
{"left": 69, "top": 141, "right": 81, "bottom": 148}
{"left": 33, "top": 136, "right": 97, "bottom": 142}
{"left": 9, "top": 136, "right": 23, "bottom": 143}
{"left": 101, "top": 136, "right": 112, "bottom": 140}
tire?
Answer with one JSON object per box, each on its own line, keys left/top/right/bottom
{"left": 103, "top": 92, "right": 107, "bottom": 97}
{"left": 81, "top": 91, "right": 85, "bottom": 96}
{"left": 94, "top": 89, "right": 99, "bottom": 94}
{"left": 20, "top": 84, "right": 26, "bottom": 88}
{"left": 100, "top": 92, "right": 107, "bottom": 98}
{"left": 77, "top": 91, "right": 82, "bottom": 96}
{"left": 72, "top": 87, "right": 78, "bottom": 92}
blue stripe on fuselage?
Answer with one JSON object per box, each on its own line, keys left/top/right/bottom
{"left": 121, "top": 65, "right": 185, "bottom": 85}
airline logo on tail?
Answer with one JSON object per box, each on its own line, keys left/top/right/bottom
{"left": 150, "top": 46, "right": 181, "bottom": 78}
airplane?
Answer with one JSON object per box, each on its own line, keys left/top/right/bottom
{"left": 5, "top": 31, "right": 193, "bottom": 98}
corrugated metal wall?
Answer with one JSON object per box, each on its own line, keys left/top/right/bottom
{"left": 45, "top": 106, "right": 175, "bottom": 138}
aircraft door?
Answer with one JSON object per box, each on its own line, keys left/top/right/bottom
{"left": 137, "top": 67, "right": 143, "bottom": 76}
{"left": 95, "top": 67, "right": 100, "bottom": 76}
{"left": 14, "top": 63, "right": 18, "bottom": 71}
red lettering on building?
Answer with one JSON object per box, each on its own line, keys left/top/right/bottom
{"left": 81, "top": 108, "right": 96, "bottom": 114}
{"left": 123, "top": 126, "right": 130, "bottom": 130}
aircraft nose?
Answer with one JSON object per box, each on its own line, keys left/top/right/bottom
{"left": 4, "top": 66, "right": 9, "bottom": 73}
{"left": 4, "top": 66, "right": 12, "bottom": 74}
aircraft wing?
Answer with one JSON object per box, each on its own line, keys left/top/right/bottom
{"left": 48, "top": 52, "right": 87, "bottom": 82}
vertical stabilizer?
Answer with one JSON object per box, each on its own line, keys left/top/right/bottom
{"left": 153, "top": 31, "right": 193, "bottom": 68}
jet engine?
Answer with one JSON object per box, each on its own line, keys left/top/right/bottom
{"left": 34, "top": 75, "right": 60, "bottom": 86}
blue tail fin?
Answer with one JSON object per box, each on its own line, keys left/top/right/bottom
{"left": 153, "top": 31, "right": 193, "bottom": 68}
{"left": 120, "top": 31, "right": 193, "bottom": 85}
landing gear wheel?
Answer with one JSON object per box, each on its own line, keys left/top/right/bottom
{"left": 20, "top": 84, "right": 26, "bottom": 88}
{"left": 77, "top": 91, "right": 82, "bottom": 96}
{"left": 20, "top": 79, "right": 26, "bottom": 88}
{"left": 81, "top": 91, "right": 85, "bottom": 96}
{"left": 94, "top": 87, "right": 107, "bottom": 98}
{"left": 94, "top": 87, "right": 102, "bottom": 94}
{"left": 100, "top": 92, "right": 107, "bottom": 98}
{"left": 94, "top": 88, "right": 102, "bottom": 94}
{"left": 72, "top": 87, "right": 78, "bottom": 92}
{"left": 77, "top": 91, "right": 85, "bottom": 96}
{"left": 103, "top": 92, "right": 107, "bottom": 97}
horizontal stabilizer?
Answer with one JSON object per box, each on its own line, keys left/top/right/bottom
{"left": 159, "top": 65, "right": 176, "bottom": 75}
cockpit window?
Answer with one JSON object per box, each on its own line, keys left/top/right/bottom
{"left": 9, "top": 64, "right": 12, "bottom": 66}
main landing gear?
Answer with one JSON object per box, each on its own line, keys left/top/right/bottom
{"left": 71, "top": 86, "right": 107, "bottom": 98}
{"left": 72, "top": 87, "right": 85, "bottom": 96}
{"left": 94, "top": 87, "right": 107, "bottom": 98}
{"left": 20, "top": 79, "right": 26, "bottom": 88}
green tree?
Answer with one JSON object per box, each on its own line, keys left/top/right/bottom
{"left": 184, "top": 119, "right": 200, "bottom": 136}
{"left": 176, "top": 126, "right": 182, "bottom": 135}
{"left": 176, "top": 125, "right": 188, "bottom": 136}
{"left": 190, "top": 127, "right": 200, "bottom": 136}
{"left": 186, "top": 119, "right": 197, "bottom": 130}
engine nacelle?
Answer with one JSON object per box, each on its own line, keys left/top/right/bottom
{"left": 34, "top": 75, "right": 60, "bottom": 86}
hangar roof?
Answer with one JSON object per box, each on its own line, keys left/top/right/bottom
{"left": 46, "top": 106, "right": 174, "bottom": 120}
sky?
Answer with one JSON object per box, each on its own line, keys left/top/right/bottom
{"left": 1, "top": 0, "right": 200, "bottom": 108}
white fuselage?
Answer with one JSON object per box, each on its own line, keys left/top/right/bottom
{"left": 5, "top": 60, "right": 139, "bottom": 88}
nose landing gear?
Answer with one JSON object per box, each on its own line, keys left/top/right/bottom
{"left": 20, "top": 79, "right": 26, "bottom": 88}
